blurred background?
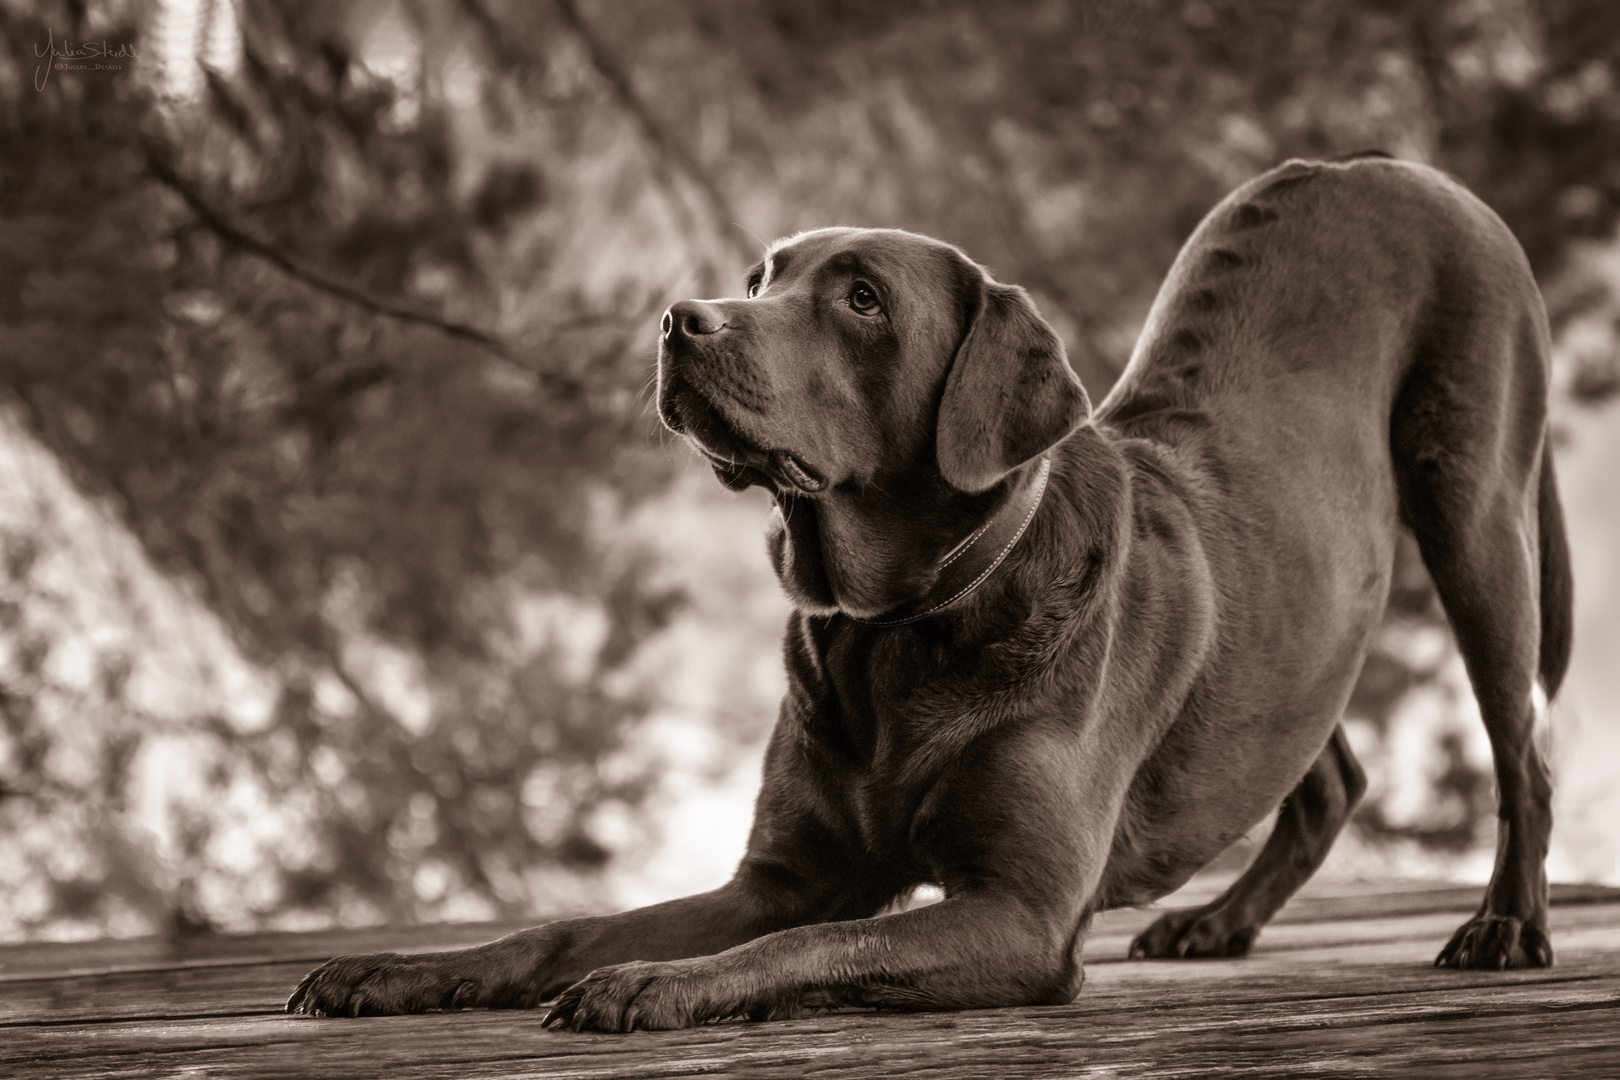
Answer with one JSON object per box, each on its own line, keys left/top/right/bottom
{"left": 0, "top": 0, "right": 1617, "bottom": 943}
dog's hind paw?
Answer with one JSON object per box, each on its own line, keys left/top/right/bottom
{"left": 1128, "top": 906, "right": 1258, "bottom": 960}
{"left": 1435, "top": 915, "right": 1553, "bottom": 970}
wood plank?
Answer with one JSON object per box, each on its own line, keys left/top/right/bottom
{"left": 3, "top": 900, "right": 1615, "bottom": 1025}
{"left": 3, "top": 886, "right": 1616, "bottom": 1078}
{"left": 4, "top": 917, "right": 1613, "bottom": 1032}
{"left": 0, "top": 960, "right": 313, "bottom": 1026}
{"left": 0, "top": 921, "right": 541, "bottom": 982}
{"left": 4, "top": 973, "right": 1617, "bottom": 1078}
{"left": 1087, "top": 893, "right": 1620, "bottom": 963}
{"left": 3, "top": 882, "right": 1610, "bottom": 981}
{"left": 4, "top": 919, "right": 1616, "bottom": 1030}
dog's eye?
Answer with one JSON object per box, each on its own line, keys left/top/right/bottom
{"left": 746, "top": 272, "right": 764, "bottom": 299}
{"left": 848, "top": 282, "right": 881, "bottom": 316}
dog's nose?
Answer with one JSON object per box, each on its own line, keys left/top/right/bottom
{"left": 663, "top": 300, "right": 727, "bottom": 340}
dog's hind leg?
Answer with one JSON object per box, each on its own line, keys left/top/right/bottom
{"left": 1129, "top": 726, "right": 1366, "bottom": 959}
{"left": 1413, "top": 491, "right": 1555, "bottom": 968}
{"left": 1392, "top": 301, "right": 1563, "bottom": 968}
{"left": 1402, "top": 450, "right": 1560, "bottom": 969}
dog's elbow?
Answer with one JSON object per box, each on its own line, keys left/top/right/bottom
{"left": 1030, "top": 923, "right": 1088, "bottom": 1005}
{"left": 962, "top": 896, "right": 1089, "bottom": 1007}
{"left": 1025, "top": 958, "right": 1085, "bottom": 1006}
{"left": 988, "top": 938, "right": 1084, "bottom": 1007}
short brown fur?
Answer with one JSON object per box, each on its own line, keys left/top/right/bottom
{"left": 288, "top": 158, "right": 1572, "bottom": 1030}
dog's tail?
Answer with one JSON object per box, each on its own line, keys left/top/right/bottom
{"left": 1537, "top": 445, "right": 1575, "bottom": 700}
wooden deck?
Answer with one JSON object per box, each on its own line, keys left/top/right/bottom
{"left": 4, "top": 880, "right": 1619, "bottom": 1078}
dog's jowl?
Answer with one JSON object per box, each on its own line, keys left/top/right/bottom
{"left": 288, "top": 156, "right": 1572, "bottom": 1030}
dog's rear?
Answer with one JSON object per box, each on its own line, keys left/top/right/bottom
{"left": 1384, "top": 157, "right": 1568, "bottom": 966}
{"left": 1114, "top": 156, "right": 1571, "bottom": 967}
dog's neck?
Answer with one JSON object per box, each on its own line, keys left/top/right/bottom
{"left": 769, "top": 455, "right": 1053, "bottom": 625}
{"left": 850, "top": 457, "right": 1052, "bottom": 626}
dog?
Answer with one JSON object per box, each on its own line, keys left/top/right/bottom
{"left": 288, "top": 155, "right": 1572, "bottom": 1031}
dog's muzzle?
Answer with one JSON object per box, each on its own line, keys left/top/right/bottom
{"left": 658, "top": 304, "right": 826, "bottom": 494}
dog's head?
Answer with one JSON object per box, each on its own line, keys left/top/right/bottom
{"left": 657, "top": 228, "right": 1089, "bottom": 617}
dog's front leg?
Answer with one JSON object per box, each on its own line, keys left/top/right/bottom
{"left": 542, "top": 889, "right": 1088, "bottom": 1031}
{"left": 285, "top": 874, "right": 828, "bottom": 1017}
{"left": 544, "top": 723, "right": 1123, "bottom": 1031}
{"left": 288, "top": 726, "right": 901, "bottom": 1018}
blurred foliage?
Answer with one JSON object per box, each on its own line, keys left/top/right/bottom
{"left": 0, "top": 0, "right": 1616, "bottom": 938}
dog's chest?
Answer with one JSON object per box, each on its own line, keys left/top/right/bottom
{"left": 791, "top": 616, "right": 1006, "bottom": 859}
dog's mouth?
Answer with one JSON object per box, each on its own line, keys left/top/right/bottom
{"left": 702, "top": 445, "right": 825, "bottom": 494}
{"left": 658, "top": 369, "right": 826, "bottom": 494}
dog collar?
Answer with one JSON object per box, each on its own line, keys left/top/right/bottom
{"left": 851, "top": 455, "right": 1052, "bottom": 627}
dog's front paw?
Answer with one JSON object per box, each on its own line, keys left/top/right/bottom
{"left": 542, "top": 961, "right": 709, "bottom": 1032}
{"left": 1435, "top": 915, "right": 1553, "bottom": 970}
{"left": 287, "top": 952, "right": 508, "bottom": 1017}
{"left": 1128, "top": 905, "right": 1258, "bottom": 959}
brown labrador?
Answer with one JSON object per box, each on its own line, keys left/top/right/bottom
{"left": 288, "top": 155, "right": 1572, "bottom": 1030}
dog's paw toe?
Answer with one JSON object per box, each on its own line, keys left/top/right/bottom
{"left": 542, "top": 962, "right": 700, "bottom": 1032}
{"left": 286, "top": 953, "right": 493, "bottom": 1017}
{"left": 1435, "top": 915, "right": 1552, "bottom": 970}
{"left": 1129, "top": 907, "right": 1257, "bottom": 960}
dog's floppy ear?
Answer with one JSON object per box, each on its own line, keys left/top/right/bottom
{"left": 936, "top": 280, "right": 1090, "bottom": 493}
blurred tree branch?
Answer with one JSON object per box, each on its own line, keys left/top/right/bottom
{"left": 142, "top": 143, "right": 584, "bottom": 396}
